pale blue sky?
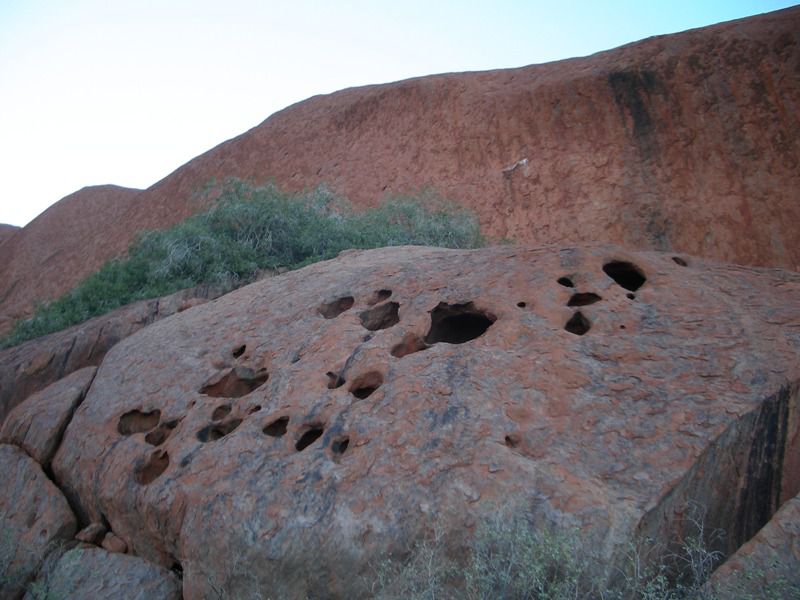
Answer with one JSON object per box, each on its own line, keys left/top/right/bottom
{"left": 0, "top": 0, "right": 795, "bottom": 226}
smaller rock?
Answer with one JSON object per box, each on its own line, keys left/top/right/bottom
{"left": 75, "top": 522, "right": 107, "bottom": 545}
{"left": 0, "top": 444, "right": 76, "bottom": 599}
{"left": 22, "top": 546, "right": 181, "bottom": 600}
{"left": 100, "top": 532, "right": 128, "bottom": 554}
{"left": 0, "top": 367, "right": 96, "bottom": 465}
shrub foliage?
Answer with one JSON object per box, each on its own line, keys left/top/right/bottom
{"left": 1, "top": 180, "right": 483, "bottom": 348}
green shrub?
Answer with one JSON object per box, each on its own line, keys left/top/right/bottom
{"left": 1, "top": 180, "right": 483, "bottom": 348}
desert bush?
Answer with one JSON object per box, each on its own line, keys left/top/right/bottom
{"left": 1, "top": 180, "right": 483, "bottom": 348}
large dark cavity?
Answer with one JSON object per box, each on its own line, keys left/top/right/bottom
{"left": 200, "top": 367, "right": 268, "bottom": 398}
{"left": 349, "top": 371, "right": 384, "bottom": 399}
{"left": 318, "top": 296, "right": 355, "bottom": 319}
{"left": 359, "top": 302, "right": 400, "bottom": 331}
{"left": 118, "top": 409, "right": 161, "bottom": 435}
{"left": 557, "top": 277, "right": 575, "bottom": 288}
{"left": 425, "top": 302, "right": 496, "bottom": 345}
{"left": 603, "top": 260, "right": 647, "bottom": 291}
{"left": 196, "top": 418, "right": 242, "bottom": 443}
{"left": 564, "top": 312, "right": 591, "bottom": 336}
{"left": 295, "top": 425, "right": 324, "bottom": 452}
{"left": 567, "top": 292, "right": 602, "bottom": 307}
{"left": 263, "top": 416, "right": 289, "bottom": 437}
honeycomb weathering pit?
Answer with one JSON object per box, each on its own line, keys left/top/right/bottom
{"left": 603, "top": 260, "right": 646, "bottom": 291}
{"left": 117, "top": 409, "right": 161, "bottom": 435}
{"left": 318, "top": 296, "right": 354, "bottom": 319}
{"left": 200, "top": 367, "right": 268, "bottom": 398}
{"left": 424, "top": 302, "right": 496, "bottom": 345}
{"left": 359, "top": 302, "right": 400, "bottom": 331}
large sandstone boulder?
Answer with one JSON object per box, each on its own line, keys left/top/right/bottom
{"left": 0, "top": 283, "right": 225, "bottom": 425}
{"left": 23, "top": 546, "right": 181, "bottom": 600}
{"left": 2, "top": 7, "right": 799, "bottom": 332}
{"left": 0, "top": 444, "right": 76, "bottom": 600}
{"left": 0, "top": 367, "right": 96, "bottom": 466}
{"left": 50, "top": 244, "right": 800, "bottom": 597}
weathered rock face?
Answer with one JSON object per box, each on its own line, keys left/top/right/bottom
{"left": 2, "top": 7, "right": 799, "bottom": 333}
{"left": 0, "top": 225, "right": 18, "bottom": 249}
{"left": 0, "top": 367, "right": 96, "bottom": 466}
{"left": 48, "top": 244, "right": 800, "bottom": 598}
{"left": 0, "top": 444, "right": 76, "bottom": 600}
{"left": 0, "top": 283, "right": 224, "bottom": 425}
{"left": 23, "top": 546, "right": 181, "bottom": 600}
{"left": 708, "top": 492, "right": 800, "bottom": 597}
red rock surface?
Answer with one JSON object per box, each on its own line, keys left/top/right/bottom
{"left": 0, "top": 367, "right": 96, "bottom": 465}
{"left": 24, "top": 546, "right": 181, "bottom": 600}
{"left": 708, "top": 493, "right": 800, "bottom": 597}
{"left": 1, "top": 7, "right": 799, "bottom": 334}
{"left": 0, "top": 283, "right": 225, "bottom": 425}
{"left": 0, "top": 444, "right": 76, "bottom": 600}
{"left": 46, "top": 244, "right": 800, "bottom": 598}
{"left": 0, "top": 225, "right": 18, "bottom": 249}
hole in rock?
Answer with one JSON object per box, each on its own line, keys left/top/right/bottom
{"left": 672, "top": 256, "right": 688, "bottom": 267}
{"left": 359, "top": 302, "right": 400, "bottom": 331}
{"left": 232, "top": 345, "right": 246, "bottom": 358}
{"left": 318, "top": 296, "right": 354, "bottom": 319}
{"left": 170, "top": 561, "right": 184, "bottom": 578}
{"left": 200, "top": 367, "right": 268, "bottom": 398}
{"left": 263, "top": 416, "right": 289, "bottom": 437}
{"left": 391, "top": 333, "right": 429, "bottom": 358}
{"left": 603, "top": 260, "right": 646, "bottom": 291}
{"left": 557, "top": 277, "right": 574, "bottom": 288}
{"left": 565, "top": 312, "right": 591, "bottom": 336}
{"left": 567, "top": 292, "right": 602, "bottom": 307}
{"left": 516, "top": 301, "right": 527, "bottom": 308}
{"left": 211, "top": 404, "right": 232, "bottom": 421}
{"left": 349, "top": 371, "right": 384, "bottom": 399}
{"left": 118, "top": 409, "right": 161, "bottom": 435}
{"left": 196, "top": 419, "right": 242, "bottom": 443}
{"left": 144, "top": 419, "right": 179, "bottom": 446}
{"left": 295, "top": 425, "right": 324, "bottom": 451}
{"left": 249, "top": 405, "right": 262, "bottom": 414}
{"left": 135, "top": 450, "right": 169, "bottom": 485}
{"left": 326, "top": 371, "right": 346, "bottom": 389}
{"left": 505, "top": 434, "right": 520, "bottom": 448}
{"left": 425, "top": 302, "right": 496, "bottom": 345}
{"left": 332, "top": 437, "right": 350, "bottom": 455}
{"left": 627, "top": 293, "right": 636, "bottom": 300}
{"left": 367, "top": 289, "right": 393, "bottom": 305}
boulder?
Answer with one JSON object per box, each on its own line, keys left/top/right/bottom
{"left": 0, "top": 444, "right": 76, "bottom": 600}
{"left": 50, "top": 244, "right": 800, "bottom": 598}
{"left": 23, "top": 546, "right": 180, "bottom": 600}
{"left": 2, "top": 7, "right": 799, "bottom": 331}
{"left": 0, "top": 367, "right": 96, "bottom": 465}
{"left": 708, "top": 493, "right": 800, "bottom": 598}
{"left": 0, "top": 283, "right": 225, "bottom": 425}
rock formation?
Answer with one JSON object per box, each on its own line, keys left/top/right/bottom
{"left": 1, "top": 7, "right": 798, "bottom": 333}
{"left": 0, "top": 225, "right": 18, "bottom": 249}
{"left": 2, "top": 244, "right": 795, "bottom": 597}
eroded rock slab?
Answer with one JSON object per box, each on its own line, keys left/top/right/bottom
{"left": 0, "top": 367, "right": 96, "bottom": 466}
{"left": 0, "top": 283, "right": 226, "bottom": 425}
{"left": 23, "top": 546, "right": 181, "bottom": 600}
{"left": 50, "top": 245, "right": 800, "bottom": 598}
{"left": 0, "top": 444, "right": 76, "bottom": 600}
{"left": 708, "top": 493, "right": 800, "bottom": 598}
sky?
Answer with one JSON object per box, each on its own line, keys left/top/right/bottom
{"left": 0, "top": 0, "right": 796, "bottom": 227}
